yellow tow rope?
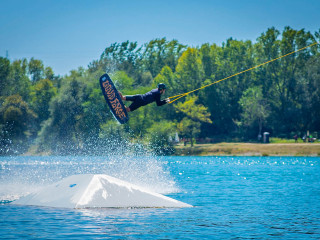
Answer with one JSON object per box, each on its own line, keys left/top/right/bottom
{"left": 168, "top": 41, "right": 319, "bottom": 104}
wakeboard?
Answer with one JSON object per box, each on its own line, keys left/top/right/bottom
{"left": 99, "top": 73, "right": 129, "bottom": 124}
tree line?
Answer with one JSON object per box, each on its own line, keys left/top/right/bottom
{"left": 0, "top": 26, "right": 319, "bottom": 155}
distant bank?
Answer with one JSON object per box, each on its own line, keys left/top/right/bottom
{"left": 22, "top": 142, "right": 320, "bottom": 157}
{"left": 174, "top": 143, "right": 320, "bottom": 156}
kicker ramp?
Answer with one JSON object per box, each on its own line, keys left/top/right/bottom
{"left": 13, "top": 174, "right": 192, "bottom": 208}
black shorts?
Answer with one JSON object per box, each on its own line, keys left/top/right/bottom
{"left": 126, "top": 95, "right": 144, "bottom": 112}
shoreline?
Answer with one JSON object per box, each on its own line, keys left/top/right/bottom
{"left": 5, "top": 142, "right": 320, "bottom": 157}
{"left": 174, "top": 142, "right": 320, "bottom": 156}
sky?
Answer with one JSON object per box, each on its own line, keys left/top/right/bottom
{"left": 1, "top": 0, "right": 319, "bottom": 76}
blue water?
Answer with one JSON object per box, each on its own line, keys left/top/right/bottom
{"left": 1, "top": 156, "right": 320, "bottom": 239}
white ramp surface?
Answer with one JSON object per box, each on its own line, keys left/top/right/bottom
{"left": 13, "top": 174, "right": 192, "bottom": 208}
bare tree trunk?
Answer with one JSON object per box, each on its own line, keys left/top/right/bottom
{"left": 191, "top": 134, "right": 194, "bottom": 147}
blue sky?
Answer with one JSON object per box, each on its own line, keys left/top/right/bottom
{"left": 1, "top": 0, "right": 319, "bottom": 76}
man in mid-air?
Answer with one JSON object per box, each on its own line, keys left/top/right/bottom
{"left": 119, "top": 83, "right": 170, "bottom": 112}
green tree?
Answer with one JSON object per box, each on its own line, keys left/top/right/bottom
{"left": 111, "top": 71, "right": 134, "bottom": 90}
{"left": 79, "top": 85, "right": 110, "bottom": 148}
{"left": 201, "top": 39, "right": 254, "bottom": 137}
{"left": 126, "top": 101, "right": 154, "bottom": 137}
{"left": 0, "top": 95, "right": 36, "bottom": 154}
{"left": 99, "top": 39, "right": 186, "bottom": 88}
{"left": 139, "top": 71, "right": 153, "bottom": 86}
{"left": 142, "top": 38, "right": 186, "bottom": 77}
{"left": 44, "top": 66, "right": 55, "bottom": 81}
{"left": 100, "top": 41, "right": 141, "bottom": 79}
{"left": 28, "top": 58, "right": 44, "bottom": 82}
{"left": 199, "top": 43, "right": 220, "bottom": 79}
{"left": 238, "top": 86, "right": 270, "bottom": 139}
{"left": 7, "top": 59, "right": 31, "bottom": 101}
{"left": 145, "top": 120, "right": 176, "bottom": 155}
{"left": 175, "top": 96, "right": 212, "bottom": 146}
{"left": 175, "top": 47, "right": 205, "bottom": 94}
{"left": 153, "top": 65, "right": 175, "bottom": 88}
{"left": 38, "top": 77, "right": 88, "bottom": 154}
{"left": 152, "top": 66, "right": 177, "bottom": 120}
{"left": 0, "top": 57, "right": 10, "bottom": 96}
{"left": 30, "top": 79, "right": 57, "bottom": 124}
{"left": 297, "top": 54, "right": 320, "bottom": 133}
{"left": 256, "top": 27, "right": 316, "bottom": 135}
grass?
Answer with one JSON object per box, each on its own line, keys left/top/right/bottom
{"left": 270, "top": 137, "right": 296, "bottom": 143}
{"left": 174, "top": 142, "right": 320, "bottom": 156}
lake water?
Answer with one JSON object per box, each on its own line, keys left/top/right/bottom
{"left": 1, "top": 155, "right": 319, "bottom": 239}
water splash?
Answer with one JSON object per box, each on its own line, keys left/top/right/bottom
{"left": 0, "top": 140, "right": 179, "bottom": 203}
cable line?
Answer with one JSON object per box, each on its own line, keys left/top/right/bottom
{"left": 168, "top": 41, "right": 319, "bottom": 104}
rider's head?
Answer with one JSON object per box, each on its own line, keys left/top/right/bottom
{"left": 158, "top": 83, "right": 166, "bottom": 94}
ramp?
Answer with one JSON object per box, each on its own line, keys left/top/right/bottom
{"left": 13, "top": 174, "right": 192, "bottom": 208}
